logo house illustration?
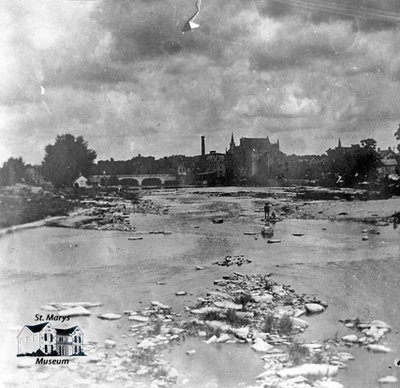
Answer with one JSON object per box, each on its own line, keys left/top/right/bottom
{"left": 17, "top": 322, "right": 85, "bottom": 357}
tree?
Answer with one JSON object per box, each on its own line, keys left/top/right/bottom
{"left": 41, "top": 134, "right": 97, "bottom": 187}
{"left": 325, "top": 138, "right": 379, "bottom": 187}
{"left": 395, "top": 124, "right": 400, "bottom": 152}
{"left": 0, "top": 157, "right": 26, "bottom": 186}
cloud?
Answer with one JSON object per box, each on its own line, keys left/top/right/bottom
{"left": 1, "top": 0, "right": 400, "bottom": 163}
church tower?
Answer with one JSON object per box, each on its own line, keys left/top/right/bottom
{"left": 229, "top": 133, "right": 235, "bottom": 153}
{"left": 338, "top": 138, "right": 342, "bottom": 148}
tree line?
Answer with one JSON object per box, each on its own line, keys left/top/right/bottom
{"left": 1, "top": 128, "right": 399, "bottom": 189}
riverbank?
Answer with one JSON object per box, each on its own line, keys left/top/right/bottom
{"left": 0, "top": 185, "right": 76, "bottom": 229}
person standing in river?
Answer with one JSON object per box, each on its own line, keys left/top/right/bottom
{"left": 264, "top": 202, "right": 270, "bottom": 221}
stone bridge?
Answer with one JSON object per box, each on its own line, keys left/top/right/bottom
{"left": 89, "top": 174, "right": 179, "bottom": 187}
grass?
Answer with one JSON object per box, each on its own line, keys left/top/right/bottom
{"left": 234, "top": 293, "right": 255, "bottom": 310}
{"left": 0, "top": 191, "right": 76, "bottom": 228}
{"left": 203, "top": 311, "right": 221, "bottom": 321}
{"left": 277, "top": 314, "right": 293, "bottom": 335}
{"left": 263, "top": 313, "right": 275, "bottom": 333}
{"left": 288, "top": 341, "right": 310, "bottom": 365}
{"left": 263, "top": 314, "right": 292, "bottom": 335}
{"left": 225, "top": 309, "right": 249, "bottom": 327}
{"left": 149, "top": 319, "right": 163, "bottom": 335}
{"left": 131, "top": 348, "right": 156, "bottom": 366}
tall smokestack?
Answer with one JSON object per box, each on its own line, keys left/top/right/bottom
{"left": 201, "top": 136, "right": 205, "bottom": 156}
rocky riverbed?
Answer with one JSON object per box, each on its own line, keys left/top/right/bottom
{"left": 1, "top": 186, "right": 400, "bottom": 387}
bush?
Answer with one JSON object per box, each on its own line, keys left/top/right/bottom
{"left": 225, "top": 309, "right": 249, "bottom": 327}
{"left": 289, "top": 341, "right": 310, "bottom": 365}
{"left": 203, "top": 311, "right": 221, "bottom": 321}
{"left": 263, "top": 313, "right": 275, "bottom": 333}
{"left": 234, "top": 293, "right": 255, "bottom": 309}
{"left": 278, "top": 314, "right": 293, "bottom": 335}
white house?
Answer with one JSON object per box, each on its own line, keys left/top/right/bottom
{"left": 73, "top": 175, "right": 89, "bottom": 188}
{"left": 17, "top": 322, "right": 84, "bottom": 356}
{"left": 55, "top": 325, "right": 84, "bottom": 356}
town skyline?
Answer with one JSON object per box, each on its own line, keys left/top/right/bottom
{"left": 1, "top": 129, "right": 398, "bottom": 166}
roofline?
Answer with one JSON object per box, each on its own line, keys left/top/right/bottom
{"left": 17, "top": 322, "right": 50, "bottom": 337}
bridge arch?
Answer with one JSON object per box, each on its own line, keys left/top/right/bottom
{"left": 119, "top": 178, "right": 139, "bottom": 187}
{"left": 141, "top": 177, "right": 162, "bottom": 187}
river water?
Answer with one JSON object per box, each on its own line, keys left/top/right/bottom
{"left": 0, "top": 188, "right": 399, "bottom": 387}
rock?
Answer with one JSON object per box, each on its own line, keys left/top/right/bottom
{"left": 377, "top": 376, "right": 398, "bottom": 384}
{"left": 205, "top": 335, "right": 217, "bottom": 344}
{"left": 214, "top": 301, "right": 242, "bottom": 310}
{"left": 290, "top": 317, "right": 309, "bottom": 329}
{"left": 151, "top": 301, "right": 170, "bottom": 309}
{"left": 362, "top": 236, "right": 369, "bottom": 241}
{"left": 137, "top": 339, "right": 156, "bottom": 349}
{"left": 59, "top": 306, "right": 91, "bottom": 317}
{"left": 207, "top": 291, "right": 232, "bottom": 299}
{"left": 206, "top": 320, "right": 231, "bottom": 332}
{"left": 212, "top": 218, "right": 223, "bottom": 224}
{"left": 230, "top": 327, "right": 249, "bottom": 340}
{"left": 342, "top": 334, "right": 358, "bottom": 343}
{"left": 214, "top": 279, "right": 227, "bottom": 286}
{"left": 305, "top": 303, "right": 325, "bottom": 314}
{"left": 336, "top": 352, "right": 355, "bottom": 361}
{"left": 198, "top": 331, "right": 207, "bottom": 337}
{"left": 186, "top": 350, "right": 196, "bottom": 356}
{"left": 50, "top": 302, "right": 101, "bottom": 309}
{"left": 370, "top": 319, "right": 391, "bottom": 330}
{"left": 87, "top": 354, "right": 104, "bottom": 363}
{"left": 128, "top": 237, "right": 143, "bottom": 240}
{"left": 167, "top": 367, "right": 178, "bottom": 380}
{"left": 261, "top": 227, "right": 274, "bottom": 237}
{"left": 292, "top": 233, "right": 304, "bottom": 237}
{"left": 156, "top": 281, "right": 166, "bottom": 285}
{"left": 216, "top": 334, "right": 231, "bottom": 343}
{"left": 251, "top": 338, "right": 274, "bottom": 353}
{"left": 98, "top": 313, "right": 122, "bottom": 320}
{"left": 175, "top": 291, "right": 187, "bottom": 296}
{"left": 363, "top": 325, "right": 388, "bottom": 341}
{"left": 277, "top": 364, "right": 338, "bottom": 378}
{"left": 128, "top": 315, "right": 149, "bottom": 322}
{"left": 267, "top": 239, "right": 281, "bottom": 244}
{"left": 104, "top": 339, "right": 116, "bottom": 349}
{"left": 314, "top": 381, "right": 344, "bottom": 388}
{"left": 252, "top": 294, "right": 273, "bottom": 303}
{"left": 271, "top": 285, "right": 285, "bottom": 296}
{"left": 195, "top": 266, "right": 206, "bottom": 270}
{"left": 190, "top": 306, "right": 220, "bottom": 315}
{"left": 41, "top": 305, "right": 58, "bottom": 312}
{"left": 303, "top": 343, "right": 322, "bottom": 350}
{"left": 367, "top": 344, "right": 392, "bottom": 353}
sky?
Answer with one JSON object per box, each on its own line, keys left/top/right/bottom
{"left": 1, "top": 0, "right": 400, "bottom": 164}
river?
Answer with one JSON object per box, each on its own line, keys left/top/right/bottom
{"left": 0, "top": 188, "right": 399, "bottom": 387}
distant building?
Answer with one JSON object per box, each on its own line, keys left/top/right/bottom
{"left": 73, "top": 175, "right": 89, "bottom": 188}
{"left": 17, "top": 322, "right": 84, "bottom": 356}
{"left": 377, "top": 147, "right": 399, "bottom": 177}
{"left": 226, "top": 134, "right": 286, "bottom": 184}
{"left": 206, "top": 151, "right": 226, "bottom": 178}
